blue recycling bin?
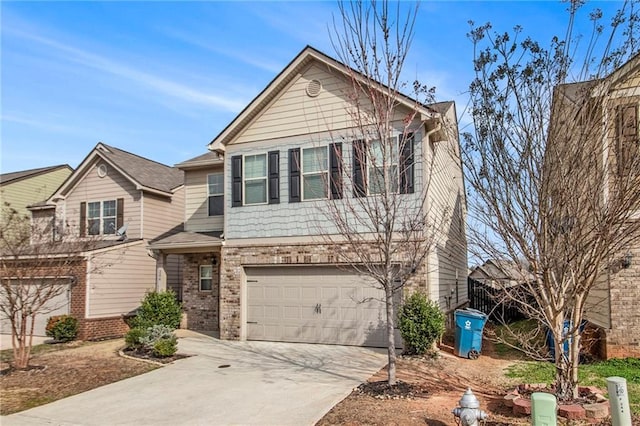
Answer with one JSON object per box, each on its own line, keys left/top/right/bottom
{"left": 454, "top": 308, "right": 488, "bottom": 359}
{"left": 546, "top": 320, "right": 585, "bottom": 362}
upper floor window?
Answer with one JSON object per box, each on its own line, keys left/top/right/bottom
{"left": 207, "top": 173, "right": 224, "bottom": 216}
{"left": 353, "top": 134, "right": 414, "bottom": 197}
{"left": 616, "top": 103, "right": 639, "bottom": 177}
{"left": 368, "top": 138, "right": 399, "bottom": 195}
{"left": 80, "top": 198, "right": 123, "bottom": 237}
{"left": 231, "top": 152, "right": 279, "bottom": 207}
{"left": 88, "top": 200, "right": 116, "bottom": 235}
{"left": 302, "top": 146, "right": 328, "bottom": 200}
{"left": 244, "top": 154, "right": 267, "bottom": 205}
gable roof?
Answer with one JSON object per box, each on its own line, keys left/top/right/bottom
{"left": 53, "top": 143, "right": 183, "bottom": 200}
{"left": 0, "top": 164, "right": 72, "bottom": 186}
{"left": 208, "top": 45, "right": 441, "bottom": 152}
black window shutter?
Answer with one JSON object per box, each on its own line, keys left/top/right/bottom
{"left": 231, "top": 155, "right": 243, "bottom": 207}
{"left": 617, "top": 104, "right": 638, "bottom": 175}
{"left": 116, "top": 198, "right": 124, "bottom": 229}
{"left": 329, "top": 143, "right": 343, "bottom": 199}
{"left": 79, "top": 202, "right": 87, "bottom": 237}
{"left": 352, "top": 140, "right": 366, "bottom": 197}
{"left": 289, "top": 148, "right": 301, "bottom": 203}
{"left": 268, "top": 150, "right": 280, "bottom": 204}
{"left": 400, "top": 133, "right": 415, "bottom": 194}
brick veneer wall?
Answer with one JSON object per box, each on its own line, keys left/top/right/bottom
{"left": 219, "top": 242, "right": 428, "bottom": 341}
{"left": 604, "top": 245, "right": 640, "bottom": 358}
{"left": 182, "top": 253, "right": 220, "bottom": 332}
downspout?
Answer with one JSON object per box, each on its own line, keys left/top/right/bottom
{"left": 423, "top": 119, "right": 442, "bottom": 300}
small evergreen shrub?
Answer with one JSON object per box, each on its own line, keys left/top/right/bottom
{"left": 131, "top": 291, "right": 182, "bottom": 330}
{"left": 152, "top": 337, "right": 178, "bottom": 357}
{"left": 139, "top": 325, "right": 174, "bottom": 347}
{"left": 124, "top": 327, "right": 146, "bottom": 350}
{"left": 45, "top": 315, "right": 79, "bottom": 342}
{"left": 398, "top": 292, "right": 445, "bottom": 355}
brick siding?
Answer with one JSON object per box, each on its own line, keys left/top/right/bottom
{"left": 218, "top": 242, "right": 428, "bottom": 341}
{"left": 604, "top": 245, "right": 640, "bottom": 358}
{"left": 181, "top": 253, "right": 220, "bottom": 332}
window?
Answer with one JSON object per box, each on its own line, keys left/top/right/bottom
{"left": 199, "top": 265, "right": 213, "bottom": 291}
{"left": 352, "top": 134, "right": 413, "bottom": 197}
{"left": 87, "top": 200, "right": 117, "bottom": 235}
{"left": 244, "top": 154, "right": 267, "bottom": 205}
{"left": 302, "top": 146, "right": 328, "bottom": 200}
{"left": 231, "top": 152, "right": 279, "bottom": 207}
{"left": 368, "top": 138, "right": 399, "bottom": 195}
{"left": 207, "top": 173, "right": 224, "bottom": 216}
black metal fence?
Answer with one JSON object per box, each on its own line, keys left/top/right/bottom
{"left": 467, "top": 277, "right": 525, "bottom": 323}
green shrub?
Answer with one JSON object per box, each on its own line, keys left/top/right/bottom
{"left": 124, "top": 328, "right": 146, "bottom": 350}
{"left": 131, "top": 291, "right": 182, "bottom": 330}
{"left": 398, "top": 292, "right": 445, "bottom": 355}
{"left": 152, "top": 337, "right": 178, "bottom": 357}
{"left": 139, "top": 325, "right": 174, "bottom": 348}
{"left": 45, "top": 315, "right": 79, "bottom": 342}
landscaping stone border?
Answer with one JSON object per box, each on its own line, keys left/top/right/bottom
{"left": 503, "top": 384, "right": 610, "bottom": 421}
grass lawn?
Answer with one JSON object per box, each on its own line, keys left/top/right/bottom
{"left": 506, "top": 357, "right": 640, "bottom": 414}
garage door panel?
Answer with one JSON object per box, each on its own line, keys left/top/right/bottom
{"left": 246, "top": 266, "right": 400, "bottom": 347}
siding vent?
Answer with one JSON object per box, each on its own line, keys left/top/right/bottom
{"left": 97, "top": 164, "right": 107, "bottom": 178}
{"left": 306, "top": 79, "right": 322, "bottom": 97}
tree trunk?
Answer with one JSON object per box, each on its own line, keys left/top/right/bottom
{"left": 385, "top": 284, "right": 397, "bottom": 386}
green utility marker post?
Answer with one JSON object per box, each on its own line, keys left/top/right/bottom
{"left": 531, "top": 392, "right": 557, "bottom": 426}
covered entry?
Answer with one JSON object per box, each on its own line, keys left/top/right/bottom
{"left": 246, "top": 266, "right": 400, "bottom": 347}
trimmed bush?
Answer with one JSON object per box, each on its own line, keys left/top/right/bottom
{"left": 45, "top": 315, "right": 79, "bottom": 342}
{"left": 398, "top": 292, "right": 445, "bottom": 355}
{"left": 124, "top": 328, "right": 146, "bottom": 350}
{"left": 139, "top": 325, "right": 174, "bottom": 347}
{"left": 131, "top": 291, "right": 182, "bottom": 330}
{"left": 152, "top": 337, "right": 178, "bottom": 357}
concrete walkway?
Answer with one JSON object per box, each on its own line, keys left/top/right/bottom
{"left": 1, "top": 332, "right": 387, "bottom": 426}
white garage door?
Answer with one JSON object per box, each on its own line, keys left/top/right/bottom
{"left": 246, "top": 266, "right": 401, "bottom": 347}
{"left": 0, "top": 281, "right": 71, "bottom": 337}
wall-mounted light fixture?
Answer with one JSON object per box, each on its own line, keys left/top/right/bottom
{"left": 211, "top": 255, "right": 218, "bottom": 266}
{"left": 622, "top": 252, "right": 633, "bottom": 269}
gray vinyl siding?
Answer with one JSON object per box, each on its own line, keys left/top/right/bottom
{"left": 142, "top": 188, "right": 184, "bottom": 239}
{"left": 87, "top": 241, "right": 155, "bottom": 318}
{"left": 184, "top": 168, "right": 224, "bottom": 232}
{"left": 63, "top": 161, "right": 141, "bottom": 238}
{"left": 225, "top": 125, "right": 424, "bottom": 239}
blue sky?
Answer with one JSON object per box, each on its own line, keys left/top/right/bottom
{"left": 0, "top": 1, "right": 624, "bottom": 173}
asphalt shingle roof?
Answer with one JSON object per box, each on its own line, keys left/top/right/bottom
{"left": 98, "top": 144, "right": 183, "bottom": 193}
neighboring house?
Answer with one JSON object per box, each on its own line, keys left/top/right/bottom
{"left": 469, "top": 259, "right": 534, "bottom": 289}
{"left": 0, "top": 164, "right": 73, "bottom": 239}
{"left": 1, "top": 143, "right": 184, "bottom": 339}
{"left": 553, "top": 56, "right": 640, "bottom": 358}
{"left": 150, "top": 46, "right": 467, "bottom": 347}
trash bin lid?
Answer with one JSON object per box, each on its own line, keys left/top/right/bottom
{"left": 455, "top": 308, "right": 486, "bottom": 319}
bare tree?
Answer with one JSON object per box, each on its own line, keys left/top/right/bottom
{"left": 464, "top": 0, "right": 640, "bottom": 400}
{"left": 322, "top": 1, "right": 465, "bottom": 385}
{"left": 0, "top": 202, "right": 112, "bottom": 369}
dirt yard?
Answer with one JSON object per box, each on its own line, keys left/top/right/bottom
{"left": 318, "top": 337, "right": 528, "bottom": 426}
{"left": 0, "top": 339, "right": 157, "bottom": 415}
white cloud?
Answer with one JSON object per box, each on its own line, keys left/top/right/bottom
{"left": 4, "top": 26, "right": 246, "bottom": 113}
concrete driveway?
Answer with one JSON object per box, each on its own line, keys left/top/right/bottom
{"left": 1, "top": 333, "right": 387, "bottom": 426}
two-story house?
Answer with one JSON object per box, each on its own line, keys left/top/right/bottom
{"left": 151, "top": 46, "right": 468, "bottom": 347}
{"left": 4, "top": 143, "right": 185, "bottom": 340}
{"left": 558, "top": 55, "right": 640, "bottom": 359}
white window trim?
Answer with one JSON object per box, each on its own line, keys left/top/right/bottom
{"left": 243, "top": 153, "right": 268, "bottom": 206}
{"left": 87, "top": 199, "right": 117, "bottom": 236}
{"left": 302, "top": 146, "right": 329, "bottom": 201}
{"left": 207, "top": 173, "right": 224, "bottom": 197}
{"left": 199, "top": 265, "right": 213, "bottom": 292}
{"left": 367, "top": 136, "right": 399, "bottom": 195}
{"left": 207, "top": 172, "right": 224, "bottom": 216}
